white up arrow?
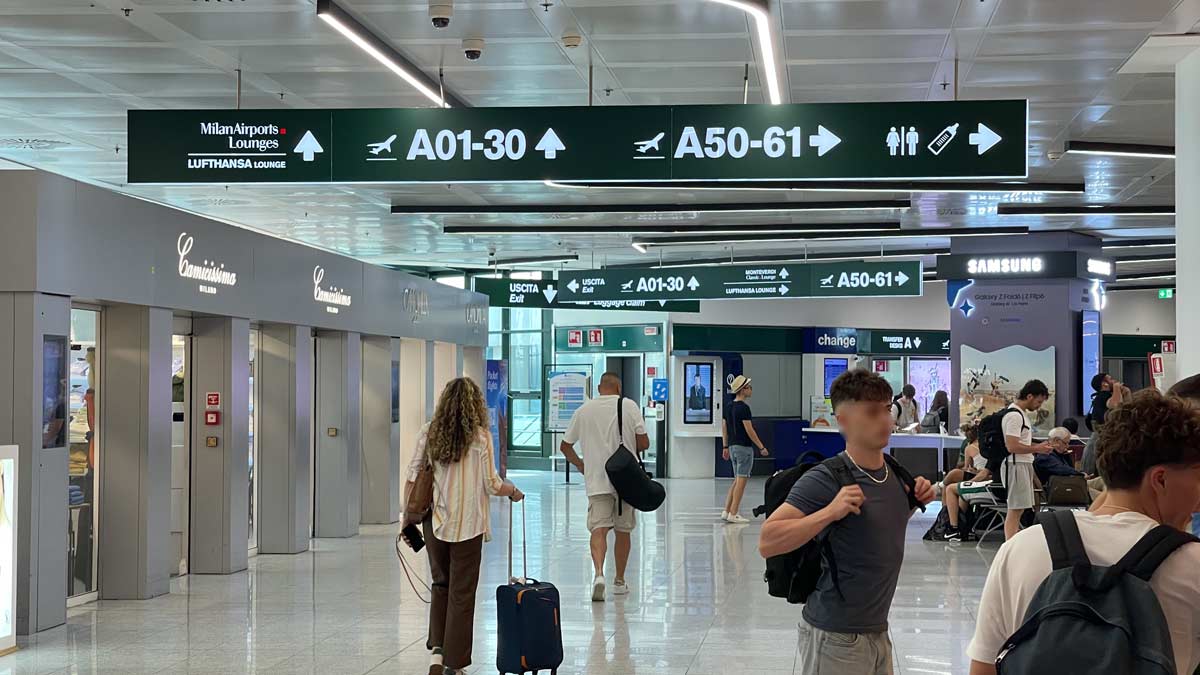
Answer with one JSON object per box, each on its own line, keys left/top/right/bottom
{"left": 535, "top": 128, "right": 566, "bottom": 159}
{"left": 542, "top": 287, "right": 558, "bottom": 304}
{"left": 968, "top": 123, "right": 1002, "bottom": 155}
{"left": 808, "top": 125, "right": 842, "bottom": 157}
{"left": 896, "top": 270, "right": 910, "bottom": 286}
{"left": 566, "top": 278, "right": 580, "bottom": 293}
{"left": 687, "top": 277, "right": 700, "bottom": 291}
{"left": 780, "top": 268, "right": 790, "bottom": 279}
{"left": 293, "top": 130, "right": 324, "bottom": 162}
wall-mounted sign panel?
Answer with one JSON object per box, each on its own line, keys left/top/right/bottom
{"left": 858, "top": 329, "right": 951, "bottom": 355}
{"left": 558, "top": 261, "right": 921, "bottom": 302}
{"left": 127, "top": 100, "right": 1027, "bottom": 184}
{"left": 554, "top": 325, "right": 664, "bottom": 353}
{"left": 473, "top": 277, "right": 699, "bottom": 312}
{"left": 936, "top": 251, "right": 1114, "bottom": 281}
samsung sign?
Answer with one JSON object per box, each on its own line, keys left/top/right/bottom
{"left": 937, "top": 252, "right": 1114, "bottom": 281}
{"left": 967, "top": 256, "right": 1043, "bottom": 275}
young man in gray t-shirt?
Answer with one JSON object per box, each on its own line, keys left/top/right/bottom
{"left": 759, "top": 369, "right": 935, "bottom": 675}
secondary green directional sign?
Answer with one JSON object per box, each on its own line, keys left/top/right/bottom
{"left": 474, "top": 277, "right": 699, "bottom": 312}
{"left": 127, "top": 100, "right": 1027, "bottom": 184}
{"left": 557, "top": 261, "right": 922, "bottom": 302}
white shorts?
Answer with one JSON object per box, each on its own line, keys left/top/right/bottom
{"left": 587, "top": 494, "right": 636, "bottom": 533}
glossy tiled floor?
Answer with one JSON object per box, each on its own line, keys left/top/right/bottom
{"left": 3, "top": 471, "right": 998, "bottom": 674}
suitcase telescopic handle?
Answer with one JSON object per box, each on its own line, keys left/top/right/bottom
{"left": 508, "top": 498, "right": 527, "bottom": 582}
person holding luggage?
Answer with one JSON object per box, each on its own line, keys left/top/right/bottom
{"left": 967, "top": 390, "right": 1200, "bottom": 674}
{"left": 758, "top": 369, "right": 935, "bottom": 675}
{"left": 721, "top": 375, "right": 768, "bottom": 524}
{"left": 559, "top": 372, "right": 649, "bottom": 601}
{"left": 402, "top": 377, "right": 524, "bottom": 675}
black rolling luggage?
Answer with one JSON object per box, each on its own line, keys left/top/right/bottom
{"left": 496, "top": 501, "right": 563, "bottom": 675}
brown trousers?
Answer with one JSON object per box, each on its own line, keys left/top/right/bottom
{"left": 423, "top": 520, "right": 484, "bottom": 670}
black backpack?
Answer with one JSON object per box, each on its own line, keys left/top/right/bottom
{"left": 979, "top": 407, "right": 1026, "bottom": 475}
{"left": 759, "top": 453, "right": 924, "bottom": 604}
{"left": 604, "top": 396, "right": 665, "bottom": 512}
{"left": 995, "top": 510, "right": 1197, "bottom": 675}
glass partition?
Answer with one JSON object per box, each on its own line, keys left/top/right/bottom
{"left": 68, "top": 309, "right": 98, "bottom": 599}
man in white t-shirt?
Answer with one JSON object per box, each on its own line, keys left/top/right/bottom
{"left": 891, "top": 384, "right": 919, "bottom": 429}
{"left": 998, "top": 379, "right": 1056, "bottom": 540}
{"left": 968, "top": 390, "right": 1200, "bottom": 674}
{"left": 560, "top": 372, "right": 649, "bottom": 602}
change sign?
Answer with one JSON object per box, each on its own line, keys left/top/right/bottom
{"left": 557, "top": 261, "right": 921, "bottom": 302}
{"left": 127, "top": 100, "right": 1027, "bottom": 184}
{"left": 474, "top": 277, "right": 699, "bottom": 312}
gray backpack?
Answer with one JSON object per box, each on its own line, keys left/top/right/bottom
{"left": 995, "top": 510, "right": 1197, "bottom": 675}
{"left": 919, "top": 407, "right": 943, "bottom": 433}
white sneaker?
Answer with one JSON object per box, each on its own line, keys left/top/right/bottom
{"left": 720, "top": 511, "right": 730, "bottom": 522}
{"left": 727, "top": 513, "right": 750, "bottom": 524}
{"left": 591, "top": 575, "right": 606, "bottom": 602}
{"left": 613, "top": 580, "right": 630, "bottom": 595}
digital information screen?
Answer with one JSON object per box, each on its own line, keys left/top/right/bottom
{"left": 683, "top": 362, "right": 714, "bottom": 425}
{"left": 1081, "top": 310, "right": 1101, "bottom": 416}
{"left": 823, "top": 358, "right": 849, "bottom": 397}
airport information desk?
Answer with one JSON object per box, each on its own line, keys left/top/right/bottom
{"left": 798, "top": 428, "right": 965, "bottom": 482}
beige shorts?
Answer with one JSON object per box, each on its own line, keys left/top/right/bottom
{"left": 587, "top": 494, "right": 636, "bottom": 533}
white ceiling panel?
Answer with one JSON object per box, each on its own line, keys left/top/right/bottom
{"left": 594, "top": 37, "right": 753, "bottom": 64}
{"left": 0, "top": 73, "right": 105, "bottom": 96}
{"left": 159, "top": 10, "right": 325, "bottom": 42}
{"left": 967, "top": 58, "right": 1124, "bottom": 85}
{"left": 357, "top": 7, "right": 549, "bottom": 40}
{"left": 0, "top": 14, "right": 159, "bottom": 45}
{"left": 989, "top": 0, "right": 1180, "bottom": 28}
{"left": 571, "top": 3, "right": 747, "bottom": 36}
{"left": 611, "top": 65, "right": 756, "bottom": 91}
{"left": 26, "top": 46, "right": 215, "bottom": 72}
{"left": 977, "top": 28, "right": 1151, "bottom": 58}
{"left": 784, "top": 34, "right": 947, "bottom": 61}
{"left": 90, "top": 72, "right": 233, "bottom": 97}
{"left": 781, "top": 0, "right": 962, "bottom": 31}
{"left": 789, "top": 62, "right": 937, "bottom": 87}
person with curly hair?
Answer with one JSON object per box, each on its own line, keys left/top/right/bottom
{"left": 968, "top": 390, "right": 1200, "bottom": 674}
{"left": 403, "top": 377, "right": 524, "bottom": 675}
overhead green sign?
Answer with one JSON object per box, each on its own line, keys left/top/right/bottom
{"left": 557, "top": 261, "right": 922, "bottom": 302}
{"left": 474, "top": 277, "right": 699, "bottom": 313}
{"left": 858, "top": 329, "right": 951, "bottom": 355}
{"left": 127, "top": 100, "right": 1027, "bottom": 184}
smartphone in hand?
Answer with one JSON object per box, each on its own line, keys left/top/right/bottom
{"left": 401, "top": 522, "right": 425, "bottom": 553}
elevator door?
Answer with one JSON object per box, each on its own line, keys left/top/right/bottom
{"left": 171, "top": 335, "right": 190, "bottom": 576}
{"left": 605, "top": 355, "right": 644, "bottom": 403}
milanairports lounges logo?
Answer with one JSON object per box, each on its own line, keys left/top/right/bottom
{"left": 176, "top": 232, "right": 237, "bottom": 295}
{"left": 313, "top": 266, "right": 352, "bottom": 314}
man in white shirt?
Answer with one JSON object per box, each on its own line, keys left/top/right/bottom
{"left": 560, "top": 372, "right": 649, "bottom": 602}
{"left": 891, "top": 384, "right": 919, "bottom": 429}
{"left": 998, "top": 379, "right": 1055, "bottom": 540}
{"left": 968, "top": 390, "right": 1200, "bottom": 674}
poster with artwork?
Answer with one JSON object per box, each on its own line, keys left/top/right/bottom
{"left": 485, "top": 361, "right": 508, "bottom": 478}
{"left": 909, "top": 359, "right": 951, "bottom": 421}
{"left": 959, "top": 345, "right": 1056, "bottom": 434}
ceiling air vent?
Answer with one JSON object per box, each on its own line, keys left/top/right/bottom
{"left": 0, "top": 138, "right": 67, "bottom": 150}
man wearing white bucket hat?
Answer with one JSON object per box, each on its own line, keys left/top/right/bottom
{"left": 721, "top": 374, "right": 769, "bottom": 523}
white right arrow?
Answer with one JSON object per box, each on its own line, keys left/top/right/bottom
{"left": 535, "top": 128, "right": 566, "bottom": 159}
{"left": 896, "top": 270, "right": 910, "bottom": 286}
{"left": 542, "top": 287, "right": 558, "bottom": 304}
{"left": 687, "top": 277, "right": 700, "bottom": 291}
{"left": 293, "top": 130, "right": 324, "bottom": 162}
{"left": 566, "top": 278, "right": 579, "bottom": 293}
{"left": 808, "top": 125, "right": 842, "bottom": 157}
{"left": 778, "top": 284, "right": 789, "bottom": 295}
{"left": 968, "top": 123, "right": 1002, "bottom": 155}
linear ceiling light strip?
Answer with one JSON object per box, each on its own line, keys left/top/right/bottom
{"left": 316, "top": 0, "right": 461, "bottom": 108}
{"left": 543, "top": 179, "right": 1085, "bottom": 194}
{"left": 490, "top": 254, "right": 580, "bottom": 267}
{"left": 997, "top": 204, "right": 1174, "bottom": 216}
{"left": 395, "top": 199, "right": 910, "bottom": 215}
{"left": 632, "top": 226, "right": 1028, "bottom": 248}
{"left": 708, "top": 0, "right": 782, "bottom": 105}
{"left": 1064, "top": 140, "right": 1175, "bottom": 160}
{"left": 1101, "top": 238, "right": 1175, "bottom": 249}
{"left": 442, "top": 222, "right": 901, "bottom": 236}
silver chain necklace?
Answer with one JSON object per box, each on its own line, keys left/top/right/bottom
{"left": 844, "top": 451, "right": 890, "bottom": 485}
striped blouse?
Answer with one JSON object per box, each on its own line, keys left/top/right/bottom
{"left": 407, "top": 422, "right": 505, "bottom": 543}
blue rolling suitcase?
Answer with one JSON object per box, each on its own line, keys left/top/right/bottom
{"left": 496, "top": 501, "right": 563, "bottom": 675}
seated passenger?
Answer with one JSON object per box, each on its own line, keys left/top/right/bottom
{"left": 1032, "top": 427, "right": 1083, "bottom": 485}
{"left": 967, "top": 390, "right": 1200, "bottom": 674}
{"left": 942, "top": 425, "right": 989, "bottom": 542}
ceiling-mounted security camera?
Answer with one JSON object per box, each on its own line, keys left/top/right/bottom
{"left": 462, "top": 38, "right": 485, "bottom": 61}
{"left": 429, "top": 0, "right": 452, "bottom": 29}
{"left": 562, "top": 29, "right": 583, "bottom": 49}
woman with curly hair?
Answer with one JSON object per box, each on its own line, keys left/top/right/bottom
{"left": 404, "top": 377, "right": 523, "bottom": 675}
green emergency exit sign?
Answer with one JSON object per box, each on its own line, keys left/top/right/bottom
{"left": 1159, "top": 288, "right": 1175, "bottom": 299}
